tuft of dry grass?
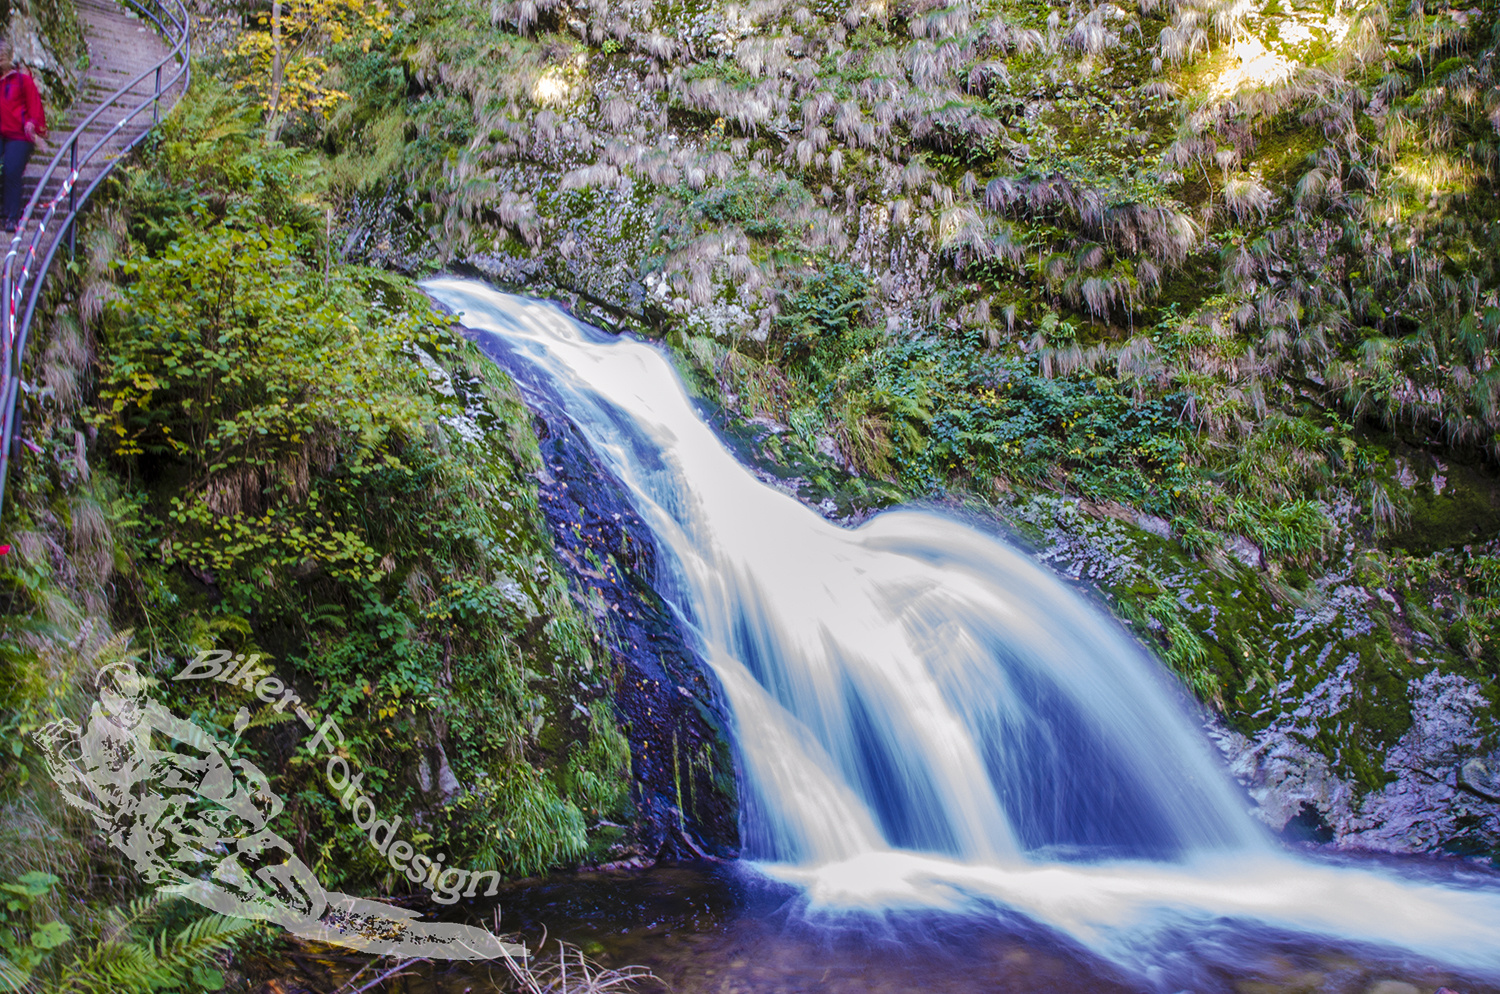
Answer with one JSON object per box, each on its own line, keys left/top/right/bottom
{"left": 501, "top": 940, "right": 659, "bottom": 994}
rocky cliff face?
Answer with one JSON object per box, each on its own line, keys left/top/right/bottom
{"left": 6, "top": 0, "right": 85, "bottom": 101}
{"left": 1008, "top": 492, "right": 1499, "bottom": 857}
{"left": 1220, "top": 669, "right": 1500, "bottom": 854}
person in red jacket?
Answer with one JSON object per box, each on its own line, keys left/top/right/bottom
{"left": 0, "top": 40, "right": 46, "bottom": 230}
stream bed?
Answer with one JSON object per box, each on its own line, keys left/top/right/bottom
{"left": 265, "top": 857, "right": 1500, "bottom": 994}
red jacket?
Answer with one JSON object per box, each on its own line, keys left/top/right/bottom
{"left": 0, "top": 70, "right": 45, "bottom": 142}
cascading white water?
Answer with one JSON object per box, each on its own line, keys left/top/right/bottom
{"left": 424, "top": 278, "right": 1500, "bottom": 973}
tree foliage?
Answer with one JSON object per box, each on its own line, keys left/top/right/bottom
{"left": 223, "top": 0, "right": 396, "bottom": 132}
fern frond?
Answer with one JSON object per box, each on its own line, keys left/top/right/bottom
{"left": 54, "top": 940, "right": 166, "bottom": 994}
{"left": 51, "top": 903, "right": 258, "bottom": 994}
{"left": 162, "top": 913, "right": 259, "bottom": 969}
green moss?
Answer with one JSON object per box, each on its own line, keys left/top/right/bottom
{"left": 0, "top": 81, "right": 640, "bottom": 906}
{"left": 1154, "top": 254, "right": 1222, "bottom": 315}
{"left": 680, "top": 58, "right": 756, "bottom": 87}
{"left": 1387, "top": 467, "right": 1500, "bottom": 554}
{"left": 1256, "top": 120, "right": 1326, "bottom": 186}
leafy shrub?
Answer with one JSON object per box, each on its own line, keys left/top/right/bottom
{"left": 773, "top": 264, "right": 875, "bottom": 376}
{"left": 83, "top": 82, "right": 634, "bottom": 896}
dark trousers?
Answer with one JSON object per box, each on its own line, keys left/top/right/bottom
{"left": 2, "top": 139, "right": 33, "bottom": 228}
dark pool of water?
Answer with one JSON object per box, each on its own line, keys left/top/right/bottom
{"left": 259, "top": 860, "right": 1500, "bottom": 994}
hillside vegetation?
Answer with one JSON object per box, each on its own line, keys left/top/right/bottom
{"left": 318, "top": 0, "right": 1500, "bottom": 848}
{"left": 3, "top": 0, "right": 1500, "bottom": 988}
{"left": 0, "top": 55, "right": 634, "bottom": 994}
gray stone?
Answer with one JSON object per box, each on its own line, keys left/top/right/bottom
{"left": 1461, "top": 756, "right": 1500, "bottom": 802}
{"left": 1364, "top": 982, "right": 1420, "bottom": 994}
{"left": 1226, "top": 533, "right": 1264, "bottom": 569}
{"left": 1135, "top": 513, "right": 1174, "bottom": 540}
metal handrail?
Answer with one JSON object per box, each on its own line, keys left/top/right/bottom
{"left": 0, "top": 0, "right": 191, "bottom": 518}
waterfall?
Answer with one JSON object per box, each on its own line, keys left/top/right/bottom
{"left": 424, "top": 278, "right": 1500, "bottom": 974}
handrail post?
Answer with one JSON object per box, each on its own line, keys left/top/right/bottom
{"left": 1, "top": 265, "right": 11, "bottom": 393}
{"left": 0, "top": 377, "right": 12, "bottom": 518}
{"left": 68, "top": 137, "right": 78, "bottom": 258}
{"left": 154, "top": 65, "right": 162, "bottom": 124}
{"left": 0, "top": 265, "right": 11, "bottom": 517}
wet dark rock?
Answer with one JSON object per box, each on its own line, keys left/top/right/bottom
{"left": 462, "top": 321, "right": 740, "bottom": 861}
{"left": 1281, "top": 801, "right": 1335, "bottom": 845}
{"left": 250, "top": 983, "right": 318, "bottom": 994}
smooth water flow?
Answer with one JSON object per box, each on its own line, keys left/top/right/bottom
{"left": 425, "top": 279, "right": 1500, "bottom": 973}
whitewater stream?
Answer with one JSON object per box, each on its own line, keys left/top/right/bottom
{"left": 407, "top": 278, "right": 1500, "bottom": 992}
